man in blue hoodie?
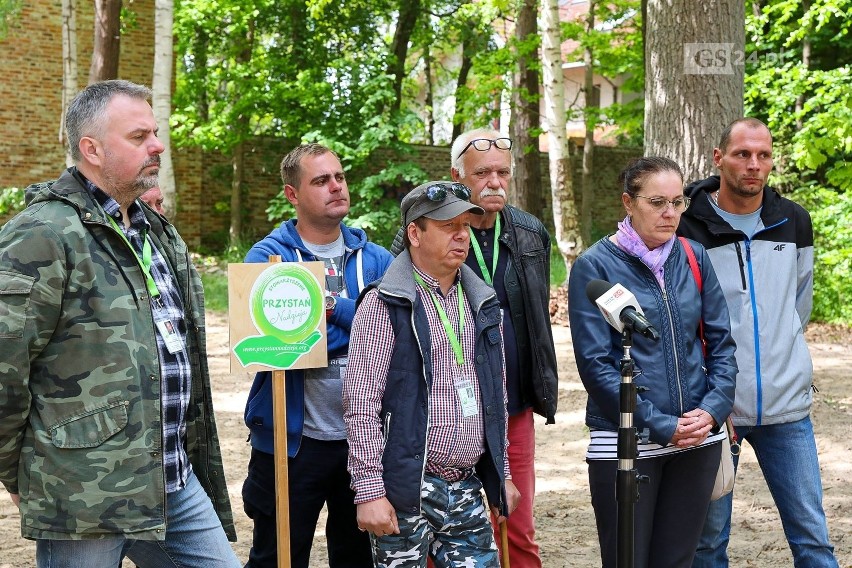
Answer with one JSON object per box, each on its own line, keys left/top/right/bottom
{"left": 242, "top": 143, "right": 393, "bottom": 568}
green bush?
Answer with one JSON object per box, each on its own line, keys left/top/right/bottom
{"left": 0, "top": 186, "right": 25, "bottom": 218}
{"left": 791, "top": 187, "right": 852, "bottom": 324}
{"left": 200, "top": 271, "right": 229, "bottom": 314}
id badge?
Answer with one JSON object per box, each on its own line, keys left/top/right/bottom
{"left": 455, "top": 376, "right": 479, "bottom": 418}
{"left": 152, "top": 306, "right": 184, "bottom": 354}
{"left": 331, "top": 356, "right": 348, "bottom": 377}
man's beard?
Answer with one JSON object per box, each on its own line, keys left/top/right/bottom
{"left": 731, "top": 176, "right": 764, "bottom": 198}
{"left": 102, "top": 153, "right": 161, "bottom": 205}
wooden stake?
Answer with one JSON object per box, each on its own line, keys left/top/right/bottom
{"left": 269, "top": 255, "right": 291, "bottom": 568}
{"left": 500, "top": 519, "right": 510, "bottom": 568}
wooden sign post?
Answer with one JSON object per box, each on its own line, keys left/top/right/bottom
{"left": 228, "top": 258, "right": 329, "bottom": 568}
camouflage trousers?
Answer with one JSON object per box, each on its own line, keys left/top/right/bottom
{"left": 370, "top": 473, "right": 499, "bottom": 568}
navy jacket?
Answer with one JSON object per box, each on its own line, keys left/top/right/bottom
{"left": 362, "top": 251, "right": 510, "bottom": 515}
{"left": 567, "top": 237, "right": 737, "bottom": 445}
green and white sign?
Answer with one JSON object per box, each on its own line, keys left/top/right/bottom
{"left": 229, "top": 261, "right": 328, "bottom": 371}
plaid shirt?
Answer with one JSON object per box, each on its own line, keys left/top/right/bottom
{"left": 88, "top": 182, "right": 192, "bottom": 493}
{"left": 345, "top": 266, "right": 508, "bottom": 504}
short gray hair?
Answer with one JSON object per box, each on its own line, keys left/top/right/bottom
{"left": 450, "top": 127, "right": 514, "bottom": 178}
{"left": 66, "top": 80, "right": 152, "bottom": 162}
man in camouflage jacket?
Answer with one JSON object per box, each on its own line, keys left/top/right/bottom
{"left": 0, "top": 80, "right": 237, "bottom": 566}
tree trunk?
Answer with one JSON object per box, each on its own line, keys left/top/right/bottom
{"left": 229, "top": 138, "right": 245, "bottom": 247}
{"left": 451, "top": 27, "right": 475, "bottom": 142}
{"left": 388, "top": 0, "right": 421, "bottom": 115}
{"left": 228, "top": 21, "right": 254, "bottom": 248}
{"left": 152, "top": 0, "right": 175, "bottom": 217}
{"left": 509, "top": 0, "right": 543, "bottom": 217}
{"left": 61, "top": 0, "right": 78, "bottom": 167}
{"left": 644, "top": 0, "right": 745, "bottom": 182}
{"left": 541, "top": 0, "right": 583, "bottom": 282}
{"left": 581, "top": 0, "right": 596, "bottom": 246}
{"left": 193, "top": 26, "right": 209, "bottom": 123}
{"left": 424, "top": 44, "right": 435, "bottom": 144}
{"left": 794, "top": 0, "right": 810, "bottom": 130}
{"left": 89, "top": 0, "right": 121, "bottom": 83}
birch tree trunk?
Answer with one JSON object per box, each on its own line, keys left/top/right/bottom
{"left": 541, "top": 0, "right": 583, "bottom": 282}
{"left": 644, "top": 0, "right": 745, "bottom": 181}
{"left": 61, "top": 0, "right": 78, "bottom": 167}
{"left": 581, "top": 0, "right": 596, "bottom": 247}
{"left": 509, "top": 0, "right": 543, "bottom": 217}
{"left": 152, "top": 0, "right": 176, "bottom": 217}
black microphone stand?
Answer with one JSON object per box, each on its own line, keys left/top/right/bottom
{"left": 617, "top": 327, "right": 648, "bottom": 568}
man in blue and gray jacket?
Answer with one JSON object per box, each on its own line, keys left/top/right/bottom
{"left": 678, "top": 118, "right": 839, "bottom": 568}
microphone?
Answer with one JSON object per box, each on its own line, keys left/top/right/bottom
{"left": 585, "top": 279, "right": 660, "bottom": 341}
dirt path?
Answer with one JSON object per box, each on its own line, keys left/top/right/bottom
{"left": 0, "top": 314, "right": 849, "bottom": 567}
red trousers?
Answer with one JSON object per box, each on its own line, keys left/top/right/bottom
{"left": 491, "top": 408, "right": 541, "bottom": 568}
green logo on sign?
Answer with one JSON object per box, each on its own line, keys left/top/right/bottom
{"left": 234, "top": 263, "right": 324, "bottom": 368}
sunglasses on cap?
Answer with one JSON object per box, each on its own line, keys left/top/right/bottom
{"left": 458, "top": 137, "right": 513, "bottom": 158}
{"left": 424, "top": 182, "right": 472, "bottom": 202}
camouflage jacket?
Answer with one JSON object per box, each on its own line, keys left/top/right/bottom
{"left": 0, "top": 168, "right": 236, "bottom": 541}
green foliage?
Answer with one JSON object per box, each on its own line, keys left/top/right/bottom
{"left": 791, "top": 187, "right": 852, "bottom": 323}
{"left": 0, "top": 187, "right": 24, "bottom": 217}
{"left": 200, "top": 271, "right": 229, "bottom": 314}
{"left": 0, "top": 0, "right": 21, "bottom": 38}
{"left": 561, "top": 0, "right": 644, "bottom": 143}
{"left": 550, "top": 246, "right": 567, "bottom": 287}
{"left": 120, "top": 6, "right": 139, "bottom": 34}
{"left": 745, "top": 0, "right": 852, "bottom": 193}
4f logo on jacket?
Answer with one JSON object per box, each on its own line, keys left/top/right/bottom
{"left": 773, "top": 244, "right": 786, "bottom": 251}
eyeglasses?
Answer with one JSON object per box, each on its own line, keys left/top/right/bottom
{"left": 458, "top": 137, "right": 513, "bottom": 158}
{"left": 424, "top": 182, "right": 472, "bottom": 202}
{"left": 633, "top": 195, "right": 691, "bottom": 212}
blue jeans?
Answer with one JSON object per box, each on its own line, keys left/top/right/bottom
{"left": 36, "top": 470, "right": 239, "bottom": 568}
{"left": 692, "top": 417, "right": 838, "bottom": 568}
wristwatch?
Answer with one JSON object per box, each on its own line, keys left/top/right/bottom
{"left": 324, "top": 294, "right": 337, "bottom": 318}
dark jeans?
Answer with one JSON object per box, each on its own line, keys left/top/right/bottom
{"left": 588, "top": 442, "right": 721, "bottom": 568}
{"left": 242, "top": 438, "right": 371, "bottom": 568}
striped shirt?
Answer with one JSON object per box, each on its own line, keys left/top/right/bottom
{"left": 345, "top": 266, "right": 506, "bottom": 504}
{"left": 89, "top": 182, "right": 192, "bottom": 492}
{"left": 585, "top": 428, "right": 726, "bottom": 460}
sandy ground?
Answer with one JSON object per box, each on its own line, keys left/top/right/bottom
{"left": 0, "top": 311, "right": 849, "bottom": 567}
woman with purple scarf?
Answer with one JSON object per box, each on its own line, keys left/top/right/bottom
{"left": 567, "top": 157, "right": 738, "bottom": 568}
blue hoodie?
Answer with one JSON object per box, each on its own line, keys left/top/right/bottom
{"left": 243, "top": 219, "right": 393, "bottom": 456}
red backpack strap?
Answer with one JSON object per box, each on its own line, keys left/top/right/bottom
{"left": 679, "top": 236, "right": 706, "bottom": 356}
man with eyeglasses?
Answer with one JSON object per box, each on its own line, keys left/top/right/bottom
{"left": 344, "top": 181, "right": 520, "bottom": 567}
{"left": 678, "top": 118, "right": 839, "bottom": 568}
{"left": 452, "top": 127, "right": 558, "bottom": 568}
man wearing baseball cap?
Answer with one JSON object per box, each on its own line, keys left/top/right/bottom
{"left": 343, "top": 181, "right": 520, "bottom": 567}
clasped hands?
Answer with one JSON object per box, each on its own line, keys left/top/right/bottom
{"left": 670, "top": 408, "right": 716, "bottom": 447}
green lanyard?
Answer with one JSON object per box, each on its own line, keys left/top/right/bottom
{"left": 106, "top": 214, "right": 161, "bottom": 300}
{"left": 467, "top": 215, "right": 500, "bottom": 285}
{"left": 413, "top": 271, "right": 466, "bottom": 366}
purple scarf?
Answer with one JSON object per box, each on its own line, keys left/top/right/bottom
{"left": 615, "top": 216, "right": 675, "bottom": 288}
